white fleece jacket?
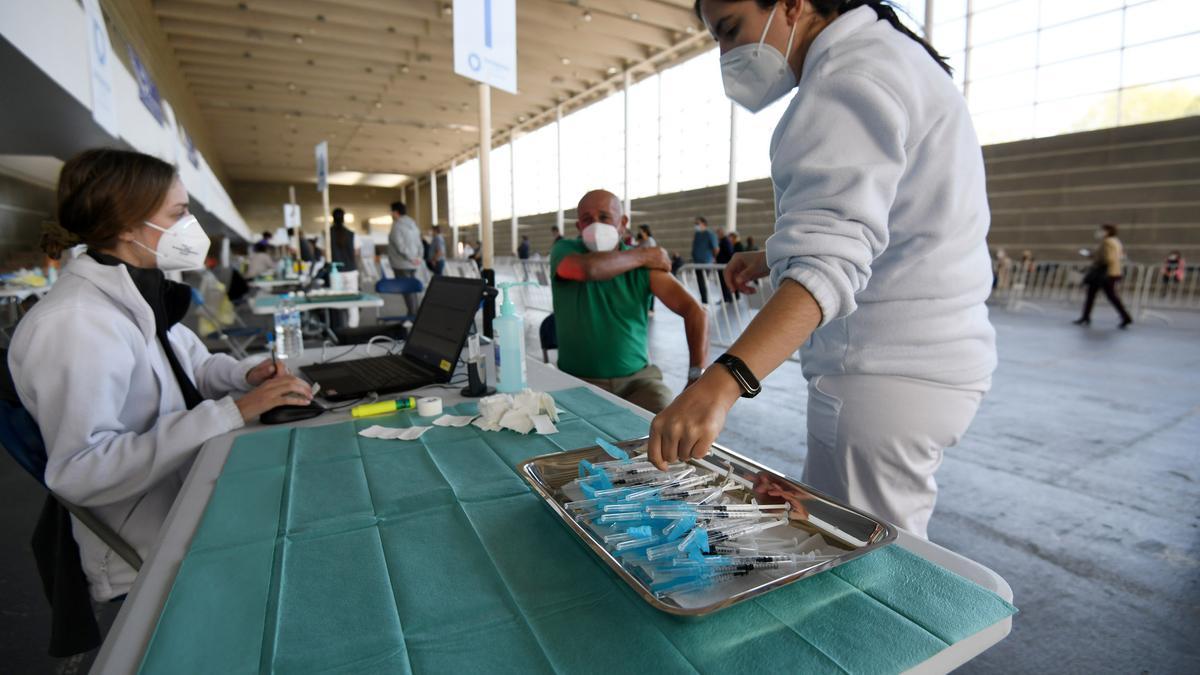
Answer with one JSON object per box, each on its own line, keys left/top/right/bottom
{"left": 8, "top": 254, "right": 256, "bottom": 601}
{"left": 766, "top": 6, "right": 996, "bottom": 388}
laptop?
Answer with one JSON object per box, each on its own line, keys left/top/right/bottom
{"left": 301, "top": 276, "right": 485, "bottom": 401}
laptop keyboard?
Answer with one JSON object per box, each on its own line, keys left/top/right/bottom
{"left": 337, "top": 355, "right": 429, "bottom": 390}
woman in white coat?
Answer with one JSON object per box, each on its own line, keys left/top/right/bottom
{"left": 648, "top": 0, "right": 997, "bottom": 538}
{"left": 9, "top": 149, "right": 313, "bottom": 600}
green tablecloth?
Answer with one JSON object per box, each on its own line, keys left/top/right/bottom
{"left": 140, "top": 387, "right": 1015, "bottom": 674}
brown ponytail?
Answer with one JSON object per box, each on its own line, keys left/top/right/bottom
{"left": 49, "top": 148, "right": 177, "bottom": 260}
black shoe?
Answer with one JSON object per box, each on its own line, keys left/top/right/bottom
{"left": 1073, "top": 318, "right": 1090, "bottom": 326}
{"left": 1119, "top": 319, "right": 1133, "bottom": 329}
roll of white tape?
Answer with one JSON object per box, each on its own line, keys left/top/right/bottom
{"left": 417, "top": 396, "right": 443, "bottom": 417}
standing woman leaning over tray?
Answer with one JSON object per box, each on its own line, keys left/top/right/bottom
{"left": 648, "top": 0, "right": 997, "bottom": 539}
{"left": 8, "top": 148, "right": 312, "bottom": 601}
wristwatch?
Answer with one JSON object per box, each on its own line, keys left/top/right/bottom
{"left": 714, "top": 353, "right": 762, "bottom": 398}
{"left": 687, "top": 366, "right": 703, "bottom": 381}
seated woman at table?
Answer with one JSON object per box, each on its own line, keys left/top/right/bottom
{"left": 8, "top": 148, "right": 313, "bottom": 601}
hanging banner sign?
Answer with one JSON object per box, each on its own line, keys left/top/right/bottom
{"left": 315, "top": 141, "right": 329, "bottom": 193}
{"left": 453, "top": 0, "right": 517, "bottom": 94}
{"left": 81, "top": 0, "right": 119, "bottom": 136}
{"left": 128, "top": 45, "right": 165, "bottom": 125}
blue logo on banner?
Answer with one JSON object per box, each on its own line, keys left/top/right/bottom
{"left": 127, "top": 46, "right": 165, "bottom": 126}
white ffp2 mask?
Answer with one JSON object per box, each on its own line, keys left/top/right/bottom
{"left": 720, "top": 1, "right": 801, "bottom": 113}
{"left": 582, "top": 222, "right": 620, "bottom": 252}
{"left": 137, "top": 214, "right": 211, "bottom": 271}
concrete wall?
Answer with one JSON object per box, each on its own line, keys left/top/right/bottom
{"left": 499, "top": 116, "right": 1200, "bottom": 264}
{"left": 984, "top": 115, "right": 1200, "bottom": 262}
{"left": 0, "top": 172, "right": 54, "bottom": 270}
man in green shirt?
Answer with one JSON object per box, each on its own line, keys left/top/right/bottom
{"left": 551, "top": 190, "right": 708, "bottom": 413}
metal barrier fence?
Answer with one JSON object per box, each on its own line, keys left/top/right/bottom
{"left": 511, "top": 259, "right": 554, "bottom": 313}
{"left": 675, "top": 259, "right": 1198, "bottom": 356}
{"left": 991, "top": 260, "right": 1199, "bottom": 321}
{"left": 674, "top": 263, "right": 797, "bottom": 360}
{"left": 443, "top": 259, "right": 481, "bottom": 279}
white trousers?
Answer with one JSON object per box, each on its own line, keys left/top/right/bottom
{"left": 802, "top": 374, "right": 985, "bottom": 539}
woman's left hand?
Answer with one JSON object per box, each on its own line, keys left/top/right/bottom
{"left": 647, "top": 369, "right": 742, "bottom": 470}
{"left": 246, "top": 358, "right": 286, "bottom": 386}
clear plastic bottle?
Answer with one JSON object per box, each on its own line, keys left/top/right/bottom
{"left": 494, "top": 281, "right": 537, "bottom": 393}
{"left": 274, "top": 294, "right": 304, "bottom": 360}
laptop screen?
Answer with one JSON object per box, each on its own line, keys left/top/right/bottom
{"left": 402, "top": 276, "right": 485, "bottom": 377}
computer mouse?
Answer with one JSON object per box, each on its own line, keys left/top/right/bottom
{"left": 260, "top": 401, "right": 326, "bottom": 425}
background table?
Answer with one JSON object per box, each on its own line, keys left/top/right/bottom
{"left": 93, "top": 353, "right": 1012, "bottom": 674}
{"left": 249, "top": 292, "right": 384, "bottom": 315}
{"left": 249, "top": 278, "right": 305, "bottom": 292}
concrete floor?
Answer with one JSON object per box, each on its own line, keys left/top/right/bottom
{"left": 2, "top": 295, "right": 1197, "bottom": 673}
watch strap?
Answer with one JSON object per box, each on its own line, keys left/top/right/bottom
{"left": 714, "top": 353, "right": 761, "bottom": 399}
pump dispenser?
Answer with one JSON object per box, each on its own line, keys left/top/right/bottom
{"left": 328, "top": 262, "right": 343, "bottom": 290}
{"left": 494, "top": 281, "right": 537, "bottom": 393}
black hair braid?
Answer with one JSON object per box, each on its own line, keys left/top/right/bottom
{"left": 830, "top": 0, "right": 952, "bottom": 75}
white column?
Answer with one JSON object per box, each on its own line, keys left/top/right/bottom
{"left": 656, "top": 74, "right": 663, "bottom": 196}
{"left": 963, "top": 0, "right": 974, "bottom": 101}
{"left": 623, "top": 69, "right": 632, "bottom": 218}
{"left": 509, "top": 129, "right": 519, "bottom": 255}
{"left": 726, "top": 101, "right": 738, "bottom": 233}
{"left": 478, "top": 84, "right": 494, "bottom": 270}
{"left": 413, "top": 179, "right": 421, "bottom": 227}
{"left": 321, "top": 185, "right": 332, "bottom": 261}
{"left": 287, "top": 184, "right": 299, "bottom": 254}
{"left": 924, "top": 0, "right": 935, "bottom": 44}
{"left": 448, "top": 159, "right": 458, "bottom": 257}
{"left": 429, "top": 169, "right": 439, "bottom": 226}
{"left": 555, "top": 104, "right": 564, "bottom": 234}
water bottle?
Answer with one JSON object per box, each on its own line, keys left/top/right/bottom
{"left": 273, "top": 294, "right": 304, "bottom": 360}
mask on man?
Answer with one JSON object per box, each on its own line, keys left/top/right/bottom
{"left": 135, "top": 214, "right": 211, "bottom": 271}
{"left": 582, "top": 222, "right": 620, "bottom": 252}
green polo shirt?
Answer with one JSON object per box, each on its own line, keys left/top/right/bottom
{"left": 550, "top": 238, "right": 651, "bottom": 379}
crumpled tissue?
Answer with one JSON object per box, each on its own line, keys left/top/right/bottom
{"left": 472, "top": 390, "right": 559, "bottom": 435}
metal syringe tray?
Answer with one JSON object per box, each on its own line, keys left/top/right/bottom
{"left": 517, "top": 437, "right": 897, "bottom": 617}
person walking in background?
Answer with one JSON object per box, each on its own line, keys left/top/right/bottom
{"left": 518, "top": 235, "right": 531, "bottom": 260}
{"left": 1075, "top": 224, "right": 1133, "bottom": 329}
{"left": 329, "top": 208, "right": 357, "bottom": 273}
{"left": 744, "top": 235, "right": 757, "bottom": 251}
{"left": 691, "top": 216, "right": 719, "bottom": 304}
{"left": 551, "top": 226, "right": 563, "bottom": 247}
{"left": 993, "top": 248, "right": 1012, "bottom": 290}
{"left": 1161, "top": 250, "right": 1185, "bottom": 295}
{"left": 716, "top": 228, "right": 736, "bottom": 302}
{"left": 731, "top": 232, "right": 745, "bottom": 253}
{"left": 427, "top": 224, "right": 447, "bottom": 275}
{"left": 637, "top": 224, "right": 659, "bottom": 314}
{"left": 385, "top": 201, "right": 422, "bottom": 316}
{"left": 636, "top": 224, "right": 657, "bottom": 248}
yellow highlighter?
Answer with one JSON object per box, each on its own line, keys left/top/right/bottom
{"left": 351, "top": 397, "right": 417, "bottom": 418}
